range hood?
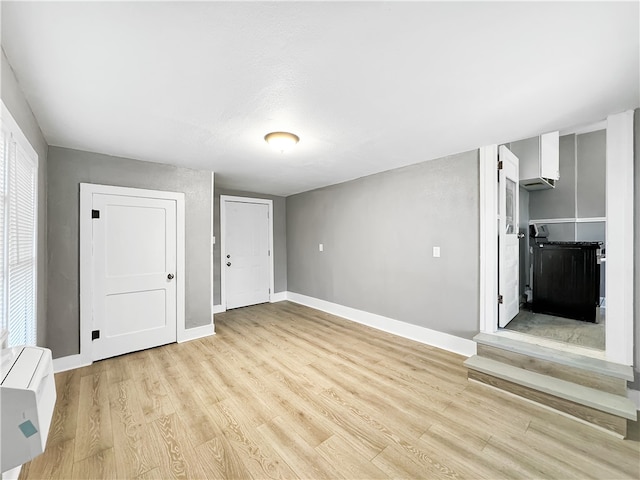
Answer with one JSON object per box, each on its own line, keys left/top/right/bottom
{"left": 510, "top": 131, "right": 560, "bottom": 191}
{"left": 521, "top": 177, "right": 556, "bottom": 190}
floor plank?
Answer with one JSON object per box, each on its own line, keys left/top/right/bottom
{"left": 18, "top": 301, "right": 640, "bottom": 479}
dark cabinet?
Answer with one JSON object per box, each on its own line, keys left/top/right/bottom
{"left": 532, "top": 242, "right": 600, "bottom": 322}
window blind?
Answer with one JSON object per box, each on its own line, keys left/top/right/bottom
{"left": 0, "top": 127, "right": 6, "bottom": 341}
{"left": 1, "top": 105, "right": 38, "bottom": 348}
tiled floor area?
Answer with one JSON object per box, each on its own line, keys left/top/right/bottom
{"left": 504, "top": 306, "right": 605, "bottom": 350}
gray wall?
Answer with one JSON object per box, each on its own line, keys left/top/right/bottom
{"left": 577, "top": 130, "right": 606, "bottom": 218}
{"left": 1, "top": 49, "right": 49, "bottom": 346}
{"left": 47, "top": 147, "right": 212, "bottom": 358}
{"left": 529, "top": 130, "right": 606, "bottom": 227}
{"left": 286, "top": 150, "right": 479, "bottom": 340}
{"left": 213, "top": 186, "right": 287, "bottom": 306}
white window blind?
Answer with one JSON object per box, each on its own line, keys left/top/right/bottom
{"left": 1, "top": 103, "right": 38, "bottom": 348}
{"left": 0, "top": 126, "right": 6, "bottom": 343}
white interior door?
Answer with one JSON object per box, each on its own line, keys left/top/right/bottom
{"left": 91, "top": 193, "right": 177, "bottom": 360}
{"left": 223, "top": 199, "right": 271, "bottom": 310}
{"left": 498, "top": 145, "right": 520, "bottom": 327}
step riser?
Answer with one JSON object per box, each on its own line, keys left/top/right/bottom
{"left": 477, "top": 344, "right": 626, "bottom": 395}
{"left": 468, "top": 369, "right": 627, "bottom": 437}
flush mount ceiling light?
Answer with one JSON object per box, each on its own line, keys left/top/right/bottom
{"left": 264, "top": 131, "right": 299, "bottom": 152}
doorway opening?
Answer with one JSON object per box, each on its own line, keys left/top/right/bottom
{"left": 508, "top": 127, "right": 606, "bottom": 353}
{"left": 480, "top": 110, "right": 634, "bottom": 366}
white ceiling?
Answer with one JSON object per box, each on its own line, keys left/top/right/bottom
{"left": 2, "top": 1, "right": 638, "bottom": 196}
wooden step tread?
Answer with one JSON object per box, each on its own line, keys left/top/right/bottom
{"left": 473, "top": 333, "right": 633, "bottom": 381}
{"left": 464, "top": 355, "right": 637, "bottom": 420}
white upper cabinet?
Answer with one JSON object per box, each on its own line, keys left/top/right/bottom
{"left": 510, "top": 131, "right": 559, "bottom": 190}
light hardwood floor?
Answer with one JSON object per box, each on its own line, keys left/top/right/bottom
{"left": 19, "top": 301, "right": 640, "bottom": 479}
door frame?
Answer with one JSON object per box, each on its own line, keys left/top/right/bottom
{"left": 79, "top": 183, "right": 185, "bottom": 365}
{"left": 479, "top": 110, "right": 634, "bottom": 366}
{"left": 220, "top": 195, "right": 274, "bottom": 312}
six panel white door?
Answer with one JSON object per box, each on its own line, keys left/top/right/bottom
{"left": 498, "top": 145, "right": 520, "bottom": 327}
{"left": 225, "top": 201, "right": 270, "bottom": 309}
{"left": 92, "top": 193, "right": 177, "bottom": 360}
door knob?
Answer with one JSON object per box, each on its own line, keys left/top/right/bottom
{"left": 226, "top": 262, "right": 231, "bottom": 267}
{"left": 226, "top": 254, "right": 231, "bottom": 259}
{"left": 517, "top": 232, "right": 525, "bottom": 239}
{"left": 167, "top": 273, "right": 174, "bottom": 280}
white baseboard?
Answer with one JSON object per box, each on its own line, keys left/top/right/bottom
{"left": 53, "top": 324, "right": 214, "bottom": 373}
{"left": 213, "top": 292, "right": 287, "bottom": 314}
{"left": 178, "top": 323, "right": 215, "bottom": 343}
{"left": 52, "top": 354, "right": 91, "bottom": 374}
{"left": 212, "top": 304, "right": 225, "bottom": 314}
{"left": 2, "top": 465, "right": 22, "bottom": 480}
{"left": 271, "top": 292, "right": 287, "bottom": 303}
{"left": 286, "top": 291, "right": 476, "bottom": 358}
{"left": 628, "top": 388, "right": 640, "bottom": 411}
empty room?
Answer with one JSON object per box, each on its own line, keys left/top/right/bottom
{"left": 1, "top": 1, "right": 639, "bottom": 479}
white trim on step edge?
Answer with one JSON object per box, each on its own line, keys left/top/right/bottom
{"left": 286, "top": 292, "right": 476, "bottom": 357}
{"left": 628, "top": 388, "right": 640, "bottom": 411}
{"left": 52, "top": 354, "right": 91, "bottom": 374}
{"left": 2, "top": 465, "right": 22, "bottom": 480}
{"left": 212, "top": 304, "right": 225, "bottom": 314}
{"left": 271, "top": 292, "right": 287, "bottom": 303}
{"left": 178, "top": 323, "right": 215, "bottom": 343}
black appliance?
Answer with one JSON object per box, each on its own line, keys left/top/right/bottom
{"left": 532, "top": 241, "right": 601, "bottom": 322}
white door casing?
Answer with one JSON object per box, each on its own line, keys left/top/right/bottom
{"left": 498, "top": 145, "right": 520, "bottom": 327}
{"left": 220, "top": 196, "right": 274, "bottom": 310}
{"left": 80, "top": 184, "right": 185, "bottom": 363}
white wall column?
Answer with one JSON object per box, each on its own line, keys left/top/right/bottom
{"left": 605, "top": 110, "right": 634, "bottom": 365}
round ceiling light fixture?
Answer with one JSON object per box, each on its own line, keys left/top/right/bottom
{"left": 264, "top": 131, "right": 299, "bottom": 152}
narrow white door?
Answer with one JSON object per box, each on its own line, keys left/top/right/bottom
{"left": 224, "top": 200, "right": 270, "bottom": 309}
{"left": 91, "top": 193, "right": 177, "bottom": 360}
{"left": 498, "top": 145, "right": 520, "bottom": 327}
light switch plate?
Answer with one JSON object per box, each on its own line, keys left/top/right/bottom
{"left": 433, "top": 246, "right": 440, "bottom": 257}
{"left": 319, "top": 243, "right": 324, "bottom": 252}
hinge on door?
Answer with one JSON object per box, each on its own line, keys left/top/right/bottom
{"left": 497, "top": 160, "right": 503, "bottom": 170}
{"left": 269, "top": 288, "right": 271, "bottom": 294}
{"left": 92, "top": 209, "right": 100, "bottom": 219}
{"left": 268, "top": 250, "right": 271, "bottom": 256}
{"left": 498, "top": 295, "right": 504, "bottom": 304}
{"left": 92, "top": 330, "right": 100, "bottom": 340}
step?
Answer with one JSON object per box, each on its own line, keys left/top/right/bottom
{"left": 473, "top": 333, "right": 634, "bottom": 381}
{"left": 464, "top": 355, "right": 637, "bottom": 437}
{"left": 475, "top": 343, "right": 626, "bottom": 395}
